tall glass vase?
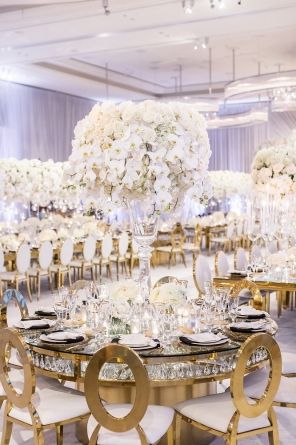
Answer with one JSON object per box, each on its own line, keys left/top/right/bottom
{"left": 128, "top": 197, "right": 159, "bottom": 302}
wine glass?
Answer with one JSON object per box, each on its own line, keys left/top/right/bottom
{"left": 53, "top": 290, "right": 68, "bottom": 329}
{"left": 229, "top": 298, "right": 239, "bottom": 324}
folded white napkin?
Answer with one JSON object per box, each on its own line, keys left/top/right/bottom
{"left": 236, "top": 307, "right": 265, "bottom": 317}
{"left": 231, "top": 320, "right": 266, "bottom": 330}
{"left": 185, "top": 332, "right": 227, "bottom": 344}
{"left": 46, "top": 331, "right": 83, "bottom": 341}
{"left": 16, "top": 319, "right": 55, "bottom": 329}
{"left": 119, "top": 334, "right": 150, "bottom": 347}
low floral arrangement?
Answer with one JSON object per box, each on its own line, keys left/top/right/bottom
{"left": 67, "top": 100, "right": 211, "bottom": 212}
{"left": 109, "top": 279, "right": 139, "bottom": 305}
{"left": 150, "top": 282, "right": 187, "bottom": 306}
{"left": 209, "top": 170, "right": 252, "bottom": 199}
{"left": 251, "top": 133, "right": 296, "bottom": 195}
{"left": 0, "top": 158, "right": 79, "bottom": 208}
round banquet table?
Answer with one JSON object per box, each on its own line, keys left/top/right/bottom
{"left": 23, "top": 318, "right": 278, "bottom": 445}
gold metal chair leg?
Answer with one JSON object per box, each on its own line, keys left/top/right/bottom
{"left": 175, "top": 413, "right": 182, "bottom": 445}
{"left": 166, "top": 421, "right": 174, "bottom": 445}
{"left": 56, "top": 424, "right": 64, "bottom": 445}
{"left": 268, "top": 408, "right": 280, "bottom": 445}
{"left": 26, "top": 276, "right": 32, "bottom": 302}
{"left": 1, "top": 417, "right": 13, "bottom": 445}
{"left": 33, "top": 427, "right": 45, "bottom": 445}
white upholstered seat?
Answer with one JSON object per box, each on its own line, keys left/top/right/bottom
{"left": 245, "top": 368, "right": 296, "bottom": 404}
{"left": 281, "top": 351, "right": 296, "bottom": 375}
{"left": 87, "top": 404, "right": 174, "bottom": 445}
{"left": 175, "top": 391, "right": 270, "bottom": 434}
{"left": 9, "top": 375, "right": 90, "bottom": 426}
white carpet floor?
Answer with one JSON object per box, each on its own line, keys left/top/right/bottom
{"left": 1, "top": 253, "right": 296, "bottom": 444}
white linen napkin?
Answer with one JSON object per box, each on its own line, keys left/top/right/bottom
{"left": 119, "top": 334, "right": 151, "bottom": 347}
{"left": 185, "top": 332, "right": 228, "bottom": 344}
{"left": 236, "top": 306, "right": 266, "bottom": 317}
{"left": 16, "top": 319, "right": 55, "bottom": 329}
{"left": 46, "top": 331, "right": 83, "bottom": 341}
{"left": 230, "top": 320, "right": 266, "bottom": 330}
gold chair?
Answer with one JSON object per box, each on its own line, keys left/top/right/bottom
{"left": 153, "top": 276, "right": 186, "bottom": 288}
{"left": 85, "top": 343, "right": 175, "bottom": 445}
{"left": 174, "top": 333, "right": 282, "bottom": 445}
{"left": 183, "top": 224, "right": 202, "bottom": 258}
{"left": 0, "top": 328, "right": 90, "bottom": 445}
{"left": 0, "top": 288, "right": 29, "bottom": 329}
{"left": 229, "top": 279, "right": 266, "bottom": 310}
{"left": 0, "top": 243, "right": 32, "bottom": 301}
{"left": 155, "top": 231, "right": 186, "bottom": 268}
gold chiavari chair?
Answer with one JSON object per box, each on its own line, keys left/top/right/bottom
{"left": 0, "top": 328, "right": 90, "bottom": 445}
{"left": 192, "top": 254, "right": 212, "bottom": 297}
{"left": 174, "top": 333, "right": 282, "bottom": 445}
{"left": 229, "top": 279, "right": 266, "bottom": 311}
{"left": 153, "top": 276, "right": 186, "bottom": 288}
{"left": 183, "top": 224, "right": 202, "bottom": 259}
{"left": 155, "top": 231, "right": 186, "bottom": 268}
{"left": 214, "top": 250, "right": 230, "bottom": 276}
{"left": 0, "top": 288, "right": 29, "bottom": 329}
{"left": 0, "top": 243, "right": 32, "bottom": 301}
{"left": 85, "top": 344, "right": 175, "bottom": 445}
{"left": 233, "top": 247, "right": 249, "bottom": 271}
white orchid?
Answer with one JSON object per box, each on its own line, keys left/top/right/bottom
{"left": 68, "top": 100, "right": 211, "bottom": 212}
{"left": 208, "top": 171, "right": 252, "bottom": 199}
{"left": 252, "top": 133, "right": 296, "bottom": 195}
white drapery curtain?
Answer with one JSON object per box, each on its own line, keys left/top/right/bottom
{"left": 0, "top": 80, "right": 94, "bottom": 161}
{"left": 208, "top": 103, "right": 296, "bottom": 172}
{"left": 1, "top": 81, "right": 296, "bottom": 169}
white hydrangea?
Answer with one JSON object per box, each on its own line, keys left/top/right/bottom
{"left": 209, "top": 170, "right": 252, "bottom": 199}
{"left": 0, "top": 158, "right": 79, "bottom": 208}
{"left": 67, "top": 100, "right": 211, "bottom": 212}
{"left": 150, "top": 282, "right": 187, "bottom": 306}
{"left": 252, "top": 133, "right": 296, "bottom": 195}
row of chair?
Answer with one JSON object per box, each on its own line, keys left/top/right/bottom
{"left": 0, "top": 327, "right": 293, "bottom": 445}
{"left": 0, "top": 233, "right": 140, "bottom": 300}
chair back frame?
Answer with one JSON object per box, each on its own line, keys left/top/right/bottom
{"left": 85, "top": 344, "right": 150, "bottom": 445}
{"left": 0, "top": 289, "right": 29, "bottom": 328}
{"left": 230, "top": 333, "right": 282, "bottom": 418}
{"left": 229, "top": 279, "right": 263, "bottom": 307}
{"left": 0, "top": 328, "right": 35, "bottom": 409}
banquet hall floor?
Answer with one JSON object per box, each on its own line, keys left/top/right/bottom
{"left": 1, "top": 255, "right": 296, "bottom": 444}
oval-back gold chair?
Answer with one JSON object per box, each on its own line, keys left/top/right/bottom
{"left": 174, "top": 333, "right": 282, "bottom": 445}
{"left": 0, "top": 289, "right": 29, "bottom": 329}
{"left": 153, "top": 276, "right": 186, "bottom": 289}
{"left": 229, "top": 279, "right": 264, "bottom": 309}
{"left": 0, "top": 328, "right": 90, "bottom": 445}
{"left": 85, "top": 344, "right": 174, "bottom": 445}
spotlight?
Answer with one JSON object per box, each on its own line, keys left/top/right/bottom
{"left": 102, "top": 0, "right": 110, "bottom": 15}
{"left": 201, "top": 37, "right": 209, "bottom": 49}
{"left": 182, "top": 0, "right": 195, "bottom": 14}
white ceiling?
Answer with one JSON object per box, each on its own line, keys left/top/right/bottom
{"left": 0, "top": 0, "right": 296, "bottom": 102}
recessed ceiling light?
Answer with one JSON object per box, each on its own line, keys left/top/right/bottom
{"left": 97, "top": 32, "right": 110, "bottom": 38}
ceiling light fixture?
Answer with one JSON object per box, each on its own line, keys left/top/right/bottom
{"left": 271, "top": 87, "right": 296, "bottom": 112}
{"left": 202, "top": 37, "right": 209, "bottom": 49}
{"left": 210, "top": 0, "right": 242, "bottom": 7}
{"left": 102, "top": 0, "right": 110, "bottom": 16}
{"left": 182, "top": 0, "right": 195, "bottom": 14}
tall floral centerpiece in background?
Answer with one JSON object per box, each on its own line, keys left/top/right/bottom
{"left": 68, "top": 100, "right": 211, "bottom": 300}
{"left": 251, "top": 136, "right": 296, "bottom": 195}
{"left": 209, "top": 170, "right": 252, "bottom": 199}
{"left": 251, "top": 133, "right": 296, "bottom": 243}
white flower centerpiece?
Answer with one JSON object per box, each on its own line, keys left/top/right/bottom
{"left": 251, "top": 135, "right": 296, "bottom": 195}
{"left": 209, "top": 170, "right": 252, "bottom": 199}
{"left": 150, "top": 282, "right": 187, "bottom": 306}
{"left": 68, "top": 100, "right": 211, "bottom": 300}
